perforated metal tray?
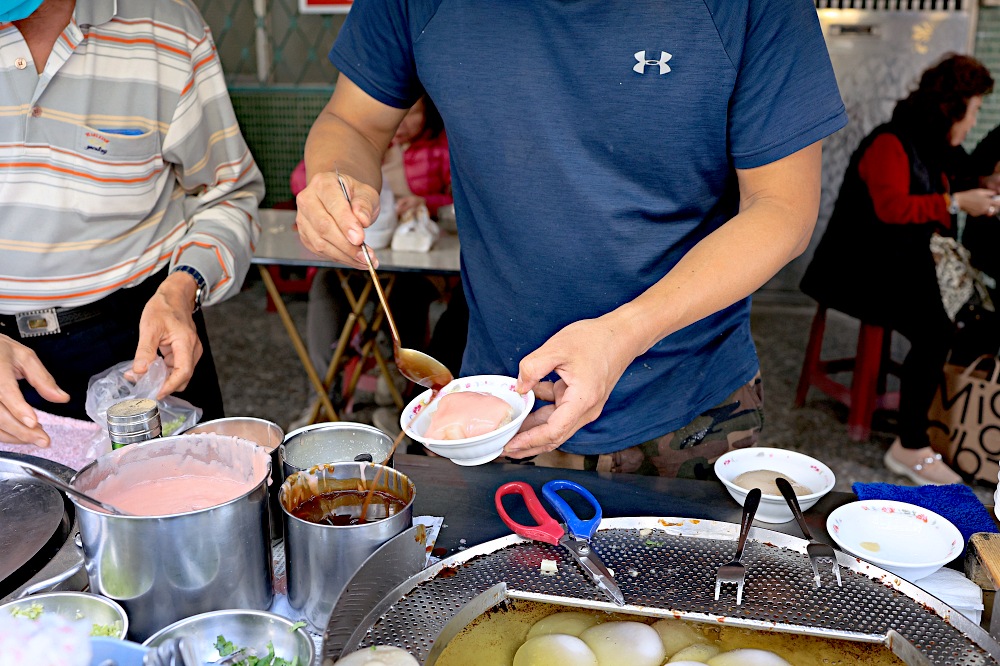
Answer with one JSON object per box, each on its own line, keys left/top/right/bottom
{"left": 324, "top": 517, "right": 1000, "bottom": 665}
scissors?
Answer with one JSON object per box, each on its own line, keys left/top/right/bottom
{"left": 494, "top": 479, "right": 625, "bottom": 606}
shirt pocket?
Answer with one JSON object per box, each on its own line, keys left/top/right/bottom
{"left": 76, "top": 125, "right": 163, "bottom": 168}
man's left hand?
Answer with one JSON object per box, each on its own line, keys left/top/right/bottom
{"left": 132, "top": 272, "right": 203, "bottom": 399}
{"left": 503, "top": 315, "right": 635, "bottom": 459}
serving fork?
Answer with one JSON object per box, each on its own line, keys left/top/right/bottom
{"left": 776, "top": 477, "right": 842, "bottom": 587}
{"left": 715, "top": 487, "right": 761, "bottom": 605}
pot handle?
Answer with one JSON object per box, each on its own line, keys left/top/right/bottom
{"left": 15, "top": 552, "right": 85, "bottom": 598}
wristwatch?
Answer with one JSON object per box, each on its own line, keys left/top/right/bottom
{"left": 947, "top": 194, "right": 961, "bottom": 216}
{"left": 171, "top": 265, "right": 207, "bottom": 312}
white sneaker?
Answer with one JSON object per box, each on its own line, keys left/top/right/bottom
{"left": 883, "top": 438, "right": 963, "bottom": 486}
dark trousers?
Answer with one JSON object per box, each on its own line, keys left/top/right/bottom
{"left": 7, "top": 272, "right": 224, "bottom": 423}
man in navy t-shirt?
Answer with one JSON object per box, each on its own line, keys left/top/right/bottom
{"left": 296, "top": 0, "right": 846, "bottom": 478}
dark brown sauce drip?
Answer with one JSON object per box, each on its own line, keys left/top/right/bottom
{"left": 292, "top": 489, "right": 406, "bottom": 526}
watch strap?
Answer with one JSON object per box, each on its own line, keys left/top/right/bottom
{"left": 171, "top": 265, "right": 207, "bottom": 312}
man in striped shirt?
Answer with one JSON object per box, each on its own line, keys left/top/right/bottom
{"left": 0, "top": 0, "right": 263, "bottom": 447}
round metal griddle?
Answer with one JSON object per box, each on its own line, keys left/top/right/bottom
{"left": 0, "top": 453, "right": 75, "bottom": 599}
{"left": 325, "top": 517, "right": 1000, "bottom": 666}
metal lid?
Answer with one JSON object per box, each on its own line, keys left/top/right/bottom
{"left": 107, "top": 398, "right": 159, "bottom": 427}
{"left": 0, "top": 458, "right": 66, "bottom": 590}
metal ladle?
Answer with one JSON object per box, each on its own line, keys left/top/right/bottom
{"left": 336, "top": 169, "right": 454, "bottom": 392}
{"left": 20, "top": 464, "right": 133, "bottom": 516}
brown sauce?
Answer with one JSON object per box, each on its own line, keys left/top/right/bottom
{"left": 291, "top": 489, "right": 407, "bottom": 526}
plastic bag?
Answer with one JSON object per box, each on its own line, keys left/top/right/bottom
{"left": 84, "top": 358, "right": 203, "bottom": 454}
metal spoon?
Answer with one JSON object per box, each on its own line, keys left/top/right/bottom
{"left": 20, "top": 465, "right": 133, "bottom": 516}
{"left": 336, "top": 169, "right": 454, "bottom": 392}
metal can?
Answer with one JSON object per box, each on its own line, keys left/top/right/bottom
{"left": 107, "top": 398, "right": 162, "bottom": 449}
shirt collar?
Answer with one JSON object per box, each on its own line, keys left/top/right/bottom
{"left": 76, "top": 0, "right": 117, "bottom": 29}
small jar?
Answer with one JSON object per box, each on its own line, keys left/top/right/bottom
{"left": 107, "top": 398, "right": 162, "bottom": 449}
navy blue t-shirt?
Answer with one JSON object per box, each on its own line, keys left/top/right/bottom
{"left": 331, "top": 0, "right": 846, "bottom": 455}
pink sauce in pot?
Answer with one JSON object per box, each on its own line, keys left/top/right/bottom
{"left": 425, "top": 391, "right": 514, "bottom": 440}
{"left": 92, "top": 474, "right": 254, "bottom": 515}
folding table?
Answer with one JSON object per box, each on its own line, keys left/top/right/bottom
{"left": 252, "top": 209, "right": 461, "bottom": 424}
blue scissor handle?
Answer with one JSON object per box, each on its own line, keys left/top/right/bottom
{"left": 541, "top": 479, "right": 603, "bottom": 540}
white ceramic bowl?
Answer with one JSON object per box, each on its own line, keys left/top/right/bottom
{"left": 401, "top": 375, "right": 534, "bottom": 466}
{"left": 826, "top": 500, "right": 963, "bottom": 581}
{"left": 714, "top": 447, "right": 836, "bottom": 523}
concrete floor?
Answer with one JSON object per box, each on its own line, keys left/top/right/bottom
{"left": 204, "top": 272, "right": 991, "bottom": 502}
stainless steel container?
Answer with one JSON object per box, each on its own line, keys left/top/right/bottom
{"left": 183, "top": 417, "right": 285, "bottom": 540}
{"left": 280, "top": 422, "right": 395, "bottom": 482}
{"left": 280, "top": 462, "right": 414, "bottom": 632}
{"left": 71, "top": 434, "right": 274, "bottom": 641}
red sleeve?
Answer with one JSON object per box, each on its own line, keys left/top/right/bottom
{"left": 857, "top": 133, "right": 951, "bottom": 229}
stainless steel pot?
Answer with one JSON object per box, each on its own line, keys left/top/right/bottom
{"left": 280, "top": 462, "right": 414, "bottom": 632}
{"left": 280, "top": 422, "right": 395, "bottom": 482}
{"left": 71, "top": 434, "right": 274, "bottom": 641}
{"left": 182, "top": 417, "right": 285, "bottom": 540}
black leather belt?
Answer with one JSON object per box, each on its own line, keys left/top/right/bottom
{"left": 0, "top": 272, "right": 165, "bottom": 339}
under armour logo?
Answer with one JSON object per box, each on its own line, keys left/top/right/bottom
{"left": 633, "top": 50, "right": 672, "bottom": 75}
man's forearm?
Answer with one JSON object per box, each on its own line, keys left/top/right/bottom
{"left": 304, "top": 109, "right": 388, "bottom": 192}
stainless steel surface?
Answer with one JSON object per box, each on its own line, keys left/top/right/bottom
{"left": 71, "top": 434, "right": 274, "bottom": 641}
{"left": 770, "top": 2, "right": 977, "bottom": 293}
{"left": 714, "top": 487, "right": 761, "bottom": 605}
{"left": 327, "top": 517, "right": 1000, "bottom": 665}
{"left": 280, "top": 462, "right": 414, "bottom": 632}
{"left": 322, "top": 523, "right": 429, "bottom": 657}
{"left": 143, "top": 609, "right": 314, "bottom": 666}
{"left": 0, "top": 458, "right": 65, "bottom": 585}
{"left": 184, "top": 417, "right": 285, "bottom": 540}
{"left": 0, "top": 591, "right": 128, "bottom": 638}
{"left": 281, "top": 422, "right": 396, "bottom": 480}
{"left": 778, "top": 476, "right": 842, "bottom": 587}
{"left": 21, "top": 464, "right": 131, "bottom": 516}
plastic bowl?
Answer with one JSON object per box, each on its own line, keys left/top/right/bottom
{"left": 827, "top": 500, "right": 963, "bottom": 581}
{"left": 714, "top": 447, "right": 836, "bottom": 523}
{"left": 142, "top": 609, "right": 314, "bottom": 665}
{"left": 401, "top": 375, "right": 535, "bottom": 466}
{"left": 0, "top": 591, "right": 128, "bottom": 639}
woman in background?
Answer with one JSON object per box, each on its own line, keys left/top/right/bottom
{"left": 801, "top": 54, "right": 997, "bottom": 485}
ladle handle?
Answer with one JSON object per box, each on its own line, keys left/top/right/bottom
{"left": 775, "top": 477, "right": 813, "bottom": 541}
{"left": 22, "top": 465, "right": 130, "bottom": 516}
{"left": 734, "top": 487, "right": 761, "bottom": 562}
{"left": 336, "top": 169, "right": 401, "bottom": 346}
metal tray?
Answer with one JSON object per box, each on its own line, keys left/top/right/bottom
{"left": 324, "top": 517, "right": 1000, "bottom": 665}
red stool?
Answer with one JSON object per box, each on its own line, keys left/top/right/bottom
{"left": 794, "top": 305, "right": 901, "bottom": 441}
{"left": 264, "top": 265, "right": 317, "bottom": 312}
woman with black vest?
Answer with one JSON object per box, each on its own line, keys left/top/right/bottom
{"left": 801, "top": 54, "right": 996, "bottom": 485}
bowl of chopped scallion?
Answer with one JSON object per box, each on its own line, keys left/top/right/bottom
{"left": 0, "top": 591, "right": 128, "bottom": 638}
{"left": 142, "top": 609, "right": 314, "bottom": 665}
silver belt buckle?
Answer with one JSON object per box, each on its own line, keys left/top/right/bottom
{"left": 15, "top": 309, "right": 61, "bottom": 337}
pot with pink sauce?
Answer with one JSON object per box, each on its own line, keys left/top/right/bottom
{"left": 69, "top": 433, "right": 274, "bottom": 641}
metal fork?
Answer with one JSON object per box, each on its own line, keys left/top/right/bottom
{"left": 776, "top": 477, "right": 842, "bottom": 587}
{"left": 715, "top": 487, "right": 761, "bottom": 605}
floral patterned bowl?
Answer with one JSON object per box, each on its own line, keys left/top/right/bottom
{"left": 714, "top": 447, "right": 836, "bottom": 523}
{"left": 826, "top": 500, "right": 962, "bottom": 581}
{"left": 401, "top": 375, "right": 535, "bottom": 466}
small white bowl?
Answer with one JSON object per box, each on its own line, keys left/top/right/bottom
{"left": 714, "top": 447, "right": 836, "bottom": 523}
{"left": 401, "top": 375, "right": 534, "bottom": 466}
{"left": 826, "top": 500, "right": 962, "bottom": 581}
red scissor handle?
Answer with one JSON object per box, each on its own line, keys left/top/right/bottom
{"left": 494, "top": 481, "right": 565, "bottom": 545}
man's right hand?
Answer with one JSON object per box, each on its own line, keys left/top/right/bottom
{"left": 0, "top": 334, "right": 69, "bottom": 447}
{"left": 296, "top": 170, "right": 383, "bottom": 269}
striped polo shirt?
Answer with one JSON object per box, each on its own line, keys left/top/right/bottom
{"left": 0, "top": 0, "right": 263, "bottom": 314}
